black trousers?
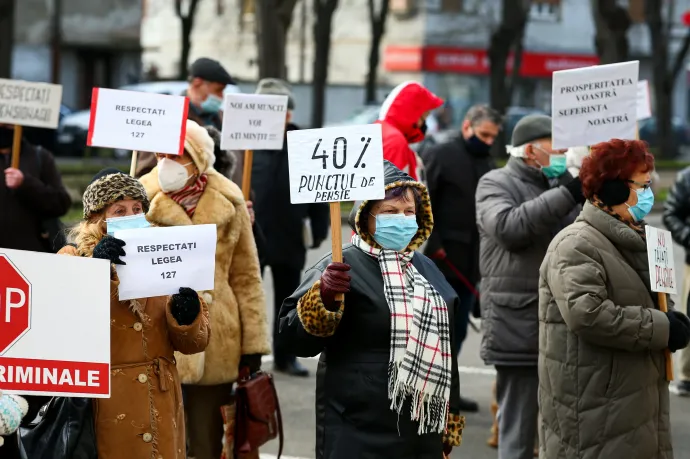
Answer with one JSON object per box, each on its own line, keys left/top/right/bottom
{"left": 262, "top": 263, "right": 302, "bottom": 366}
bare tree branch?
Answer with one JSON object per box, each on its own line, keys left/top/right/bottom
{"left": 671, "top": 29, "right": 690, "bottom": 82}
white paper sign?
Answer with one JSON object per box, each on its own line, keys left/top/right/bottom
{"left": 287, "top": 124, "right": 385, "bottom": 204}
{"left": 552, "top": 60, "right": 639, "bottom": 149}
{"left": 0, "top": 78, "right": 63, "bottom": 128}
{"left": 114, "top": 224, "right": 217, "bottom": 301}
{"left": 87, "top": 88, "right": 188, "bottom": 155}
{"left": 221, "top": 94, "right": 288, "bottom": 150}
{"left": 645, "top": 226, "right": 677, "bottom": 295}
{"left": 0, "top": 249, "right": 111, "bottom": 398}
{"left": 637, "top": 79, "right": 652, "bottom": 121}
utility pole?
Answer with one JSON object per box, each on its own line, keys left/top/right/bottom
{"left": 299, "top": 0, "right": 307, "bottom": 83}
{"left": 50, "top": 0, "right": 62, "bottom": 84}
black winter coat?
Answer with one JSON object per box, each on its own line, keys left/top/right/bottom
{"left": 278, "top": 162, "right": 462, "bottom": 459}
{"left": 422, "top": 135, "right": 494, "bottom": 285}
{"left": 0, "top": 141, "right": 71, "bottom": 252}
{"left": 251, "top": 124, "right": 330, "bottom": 270}
{"left": 663, "top": 166, "right": 690, "bottom": 264}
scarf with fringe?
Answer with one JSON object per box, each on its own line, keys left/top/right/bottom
{"left": 351, "top": 233, "right": 451, "bottom": 434}
{"left": 168, "top": 174, "right": 208, "bottom": 217}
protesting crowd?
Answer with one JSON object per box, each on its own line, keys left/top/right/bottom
{"left": 1, "top": 54, "right": 690, "bottom": 459}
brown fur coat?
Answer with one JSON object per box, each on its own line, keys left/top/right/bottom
{"left": 140, "top": 167, "right": 270, "bottom": 385}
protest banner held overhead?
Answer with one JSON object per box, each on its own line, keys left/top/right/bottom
{"left": 221, "top": 93, "right": 289, "bottom": 151}
{"left": 287, "top": 124, "right": 385, "bottom": 204}
{"left": 87, "top": 88, "right": 189, "bottom": 156}
{"left": 112, "top": 224, "right": 217, "bottom": 301}
{"left": 0, "top": 78, "right": 63, "bottom": 129}
{"left": 637, "top": 80, "right": 652, "bottom": 121}
{"left": 551, "top": 60, "right": 638, "bottom": 149}
{"left": 0, "top": 249, "right": 111, "bottom": 398}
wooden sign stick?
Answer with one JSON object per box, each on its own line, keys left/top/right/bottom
{"left": 658, "top": 292, "right": 675, "bottom": 381}
{"left": 10, "top": 125, "right": 22, "bottom": 169}
{"left": 329, "top": 201, "right": 344, "bottom": 303}
{"left": 242, "top": 149, "right": 253, "bottom": 200}
{"left": 129, "top": 150, "right": 139, "bottom": 177}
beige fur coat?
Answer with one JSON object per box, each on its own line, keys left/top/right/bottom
{"left": 140, "top": 168, "right": 270, "bottom": 385}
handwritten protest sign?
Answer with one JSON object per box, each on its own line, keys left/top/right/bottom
{"left": 551, "top": 60, "right": 638, "bottom": 149}
{"left": 637, "top": 79, "right": 652, "bottom": 121}
{"left": 87, "top": 88, "right": 189, "bottom": 155}
{"left": 113, "top": 224, "right": 217, "bottom": 301}
{"left": 221, "top": 93, "right": 288, "bottom": 151}
{"left": 0, "top": 249, "right": 110, "bottom": 398}
{"left": 0, "top": 78, "right": 63, "bottom": 129}
{"left": 287, "top": 124, "right": 385, "bottom": 204}
{"left": 646, "top": 226, "right": 677, "bottom": 295}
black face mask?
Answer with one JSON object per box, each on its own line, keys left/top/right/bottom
{"left": 465, "top": 134, "right": 491, "bottom": 156}
{"left": 0, "top": 128, "right": 13, "bottom": 149}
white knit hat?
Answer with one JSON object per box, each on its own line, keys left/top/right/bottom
{"left": 0, "top": 390, "right": 29, "bottom": 439}
{"left": 184, "top": 119, "right": 216, "bottom": 173}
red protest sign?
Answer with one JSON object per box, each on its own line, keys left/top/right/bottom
{"left": 0, "top": 255, "right": 31, "bottom": 354}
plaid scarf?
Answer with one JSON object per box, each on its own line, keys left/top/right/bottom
{"left": 351, "top": 234, "right": 451, "bottom": 434}
{"left": 168, "top": 174, "right": 208, "bottom": 217}
{"left": 590, "top": 197, "right": 646, "bottom": 239}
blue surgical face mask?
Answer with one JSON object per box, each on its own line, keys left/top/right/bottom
{"left": 371, "top": 213, "right": 419, "bottom": 252}
{"left": 627, "top": 187, "right": 654, "bottom": 222}
{"left": 106, "top": 213, "right": 151, "bottom": 236}
{"left": 200, "top": 94, "right": 223, "bottom": 114}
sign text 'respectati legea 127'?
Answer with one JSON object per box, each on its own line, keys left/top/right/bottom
{"left": 551, "top": 60, "right": 638, "bottom": 149}
{"left": 287, "top": 124, "right": 385, "bottom": 204}
{"left": 221, "top": 94, "right": 288, "bottom": 151}
{"left": 87, "top": 88, "right": 189, "bottom": 155}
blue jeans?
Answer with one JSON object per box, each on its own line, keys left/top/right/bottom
{"left": 448, "top": 278, "right": 476, "bottom": 355}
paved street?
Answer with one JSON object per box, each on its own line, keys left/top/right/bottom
{"left": 257, "top": 214, "right": 690, "bottom": 459}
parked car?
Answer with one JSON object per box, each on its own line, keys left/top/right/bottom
{"left": 55, "top": 81, "right": 242, "bottom": 157}
{"left": 638, "top": 116, "right": 690, "bottom": 156}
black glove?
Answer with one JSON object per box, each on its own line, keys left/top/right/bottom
{"left": 92, "top": 236, "right": 127, "bottom": 265}
{"left": 239, "top": 354, "right": 263, "bottom": 374}
{"left": 171, "top": 287, "right": 201, "bottom": 326}
{"left": 311, "top": 238, "right": 324, "bottom": 249}
{"left": 564, "top": 176, "right": 585, "bottom": 205}
{"left": 666, "top": 310, "right": 690, "bottom": 352}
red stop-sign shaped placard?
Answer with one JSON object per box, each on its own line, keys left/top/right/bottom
{"left": 0, "top": 255, "right": 31, "bottom": 354}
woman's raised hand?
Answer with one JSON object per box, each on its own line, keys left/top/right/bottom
{"left": 319, "top": 262, "right": 351, "bottom": 311}
{"left": 92, "top": 235, "right": 127, "bottom": 265}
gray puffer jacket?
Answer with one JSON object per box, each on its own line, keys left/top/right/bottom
{"left": 538, "top": 202, "right": 673, "bottom": 459}
{"left": 476, "top": 156, "right": 579, "bottom": 365}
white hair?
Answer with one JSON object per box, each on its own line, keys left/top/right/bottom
{"left": 506, "top": 144, "right": 527, "bottom": 158}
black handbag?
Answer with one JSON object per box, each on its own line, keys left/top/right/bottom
{"left": 17, "top": 397, "right": 97, "bottom": 459}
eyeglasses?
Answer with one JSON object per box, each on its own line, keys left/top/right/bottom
{"left": 627, "top": 179, "right": 652, "bottom": 190}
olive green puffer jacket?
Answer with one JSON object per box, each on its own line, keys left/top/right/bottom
{"left": 538, "top": 202, "right": 673, "bottom": 459}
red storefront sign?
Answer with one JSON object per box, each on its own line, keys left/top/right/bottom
{"left": 383, "top": 46, "right": 599, "bottom": 77}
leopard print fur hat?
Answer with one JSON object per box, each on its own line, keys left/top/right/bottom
{"left": 82, "top": 168, "right": 150, "bottom": 219}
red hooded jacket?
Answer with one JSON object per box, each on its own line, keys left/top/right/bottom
{"left": 375, "top": 81, "right": 443, "bottom": 181}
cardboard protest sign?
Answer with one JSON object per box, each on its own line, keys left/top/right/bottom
{"left": 113, "top": 224, "right": 217, "bottom": 301}
{"left": 0, "top": 78, "right": 63, "bottom": 129}
{"left": 637, "top": 79, "right": 652, "bottom": 121}
{"left": 0, "top": 249, "right": 111, "bottom": 398}
{"left": 287, "top": 124, "right": 385, "bottom": 204}
{"left": 551, "top": 60, "right": 638, "bottom": 149}
{"left": 645, "top": 226, "right": 677, "bottom": 295}
{"left": 87, "top": 88, "right": 189, "bottom": 155}
{"left": 220, "top": 93, "right": 289, "bottom": 151}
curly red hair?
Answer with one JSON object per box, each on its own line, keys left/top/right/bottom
{"left": 579, "top": 139, "right": 654, "bottom": 200}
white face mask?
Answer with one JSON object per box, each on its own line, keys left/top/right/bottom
{"left": 157, "top": 158, "right": 193, "bottom": 193}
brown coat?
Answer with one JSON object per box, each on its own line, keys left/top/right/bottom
{"left": 57, "top": 245, "right": 211, "bottom": 459}
{"left": 140, "top": 167, "right": 270, "bottom": 385}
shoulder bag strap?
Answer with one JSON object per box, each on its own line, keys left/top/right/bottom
{"left": 270, "top": 376, "right": 284, "bottom": 458}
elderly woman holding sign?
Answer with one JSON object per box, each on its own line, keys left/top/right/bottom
{"left": 279, "top": 160, "right": 464, "bottom": 459}
{"left": 139, "top": 119, "right": 270, "bottom": 459}
{"left": 45, "top": 168, "right": 209, "bottom": 459}
{"left": 538, "top": 139, "right": 690, "bottom": 459}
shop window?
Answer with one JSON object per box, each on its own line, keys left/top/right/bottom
{"left": 529, "top": 0, "right": 561, "bottom": 22}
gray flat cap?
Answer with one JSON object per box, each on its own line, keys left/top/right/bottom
{"left": 511, "top": 114, "right": 552, "bottom": 147}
